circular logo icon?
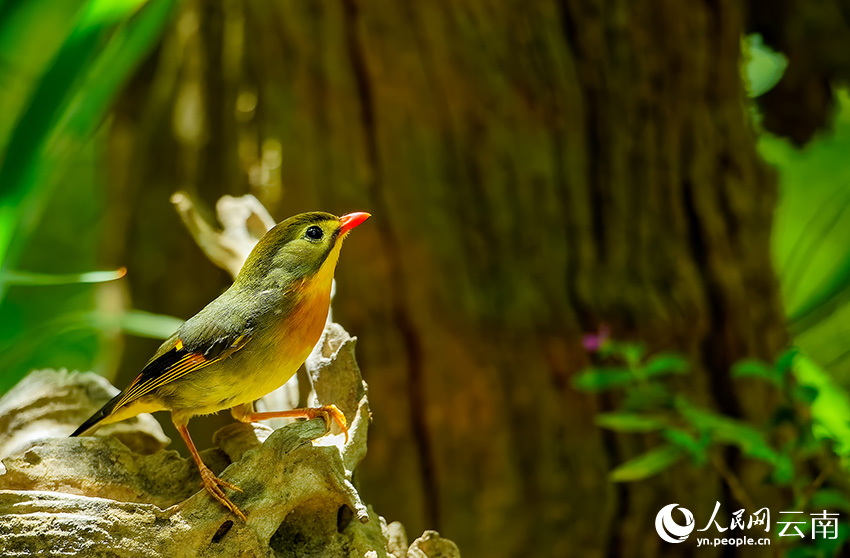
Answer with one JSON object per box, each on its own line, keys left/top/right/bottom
{"left": 655, "top": 504, "right": 695, "bottom": 544}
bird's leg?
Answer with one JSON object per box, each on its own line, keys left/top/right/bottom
{"left": 173, "top": 419, "right": 246, "bottom": 521}
{"left": 231, "top": 402, "right": 349, "bottom": 443}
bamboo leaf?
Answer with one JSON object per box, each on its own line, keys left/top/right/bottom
{"left": 2, "top": 268, "right": 126, "bottom": 285}
{"left": 119, "top": 310, "right": 182, "bottom": 339}
{"left": 0, "top": 0, "right": 175, "bottom": 302}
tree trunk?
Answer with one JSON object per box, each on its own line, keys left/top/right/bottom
{"left": 106, "top": 1, "right": 787, "bottom": 556}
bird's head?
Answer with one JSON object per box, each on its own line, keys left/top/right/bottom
{"left": 235, "top": 211, "right": 370, "bottom": 290}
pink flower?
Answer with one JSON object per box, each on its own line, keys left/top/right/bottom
{"left": 581, "top": 324, "right": 611, "bottom": 352}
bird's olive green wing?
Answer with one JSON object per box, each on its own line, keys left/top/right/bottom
{"left": 112, "top": 290, "right": 259, "bottom": 411}
{"left": 112, "top": 329, "right": 252, "bottom": 411}
{"left": 71, "top": 292, "right": 259, "bottom": 437}
{"left": 70, "top": 328, "right": 252, "bottom": 437}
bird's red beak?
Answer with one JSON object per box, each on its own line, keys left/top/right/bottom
{"left": 339, "top": 212, "right": 371, "bottom": 233}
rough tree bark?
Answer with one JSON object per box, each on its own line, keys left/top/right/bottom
{"left": 105, "top": 1, "right": 788, "bottom": 557}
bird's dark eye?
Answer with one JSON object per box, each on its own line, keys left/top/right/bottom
{"left": 305, "top": 226, "right": 324, "bottom": 240}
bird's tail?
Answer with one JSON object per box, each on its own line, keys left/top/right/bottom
{"left": 70, "top": 393, "right": 122, "bottom": 437}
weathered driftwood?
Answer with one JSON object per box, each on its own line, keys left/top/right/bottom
{"left": 0, "top": 369, "right": 169, "bottom": 462}
{"left": 170, "top": 191, "right": 275, "bottom": 279}
{"left": 0, "top": 324, "right": 458, "bottom": 557}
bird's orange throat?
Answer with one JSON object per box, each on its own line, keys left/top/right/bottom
{"left": 280, "top": 284, "right": 331, "bottom": 364}
{"left": 278, "top": 238, "right": 344, "bottom": 362}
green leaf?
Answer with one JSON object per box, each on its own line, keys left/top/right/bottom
{"left": 595, "top": 413, "right": 667, "bottom": 432}
{"left": 763, "top": 89, "right": 850, "bottom": 375}
{"left": 610, "top": 445, "right": 684, "bottom": 482}
{"left": 0, "top": 1, "right": 86, "bottom": 142}
{"left": 731, "top": 359, "right": 779, "bottom": 386}
{"left": 622, "top": 343, "right": 646, "bottom": 368}
{"left": 742, "top": 34, "right": 788, "bottom": 98}
{"left": 678, "top": 403, "right": 778, "bottom": 463}
{"left": 775, "top": 347, "right": 799, "bottom": 376}
{"left": 793, "top": 385, "right": 819, "bottom": 405}
{"left": 119, "top": 310, "right": 182, "bottom": 339}
{"left": 572, "top": 368, "right": 633, "bottom": 392}
{"left": 714, "top": 425, "right": 777, "bottom": 463}
{"left": 599, "top": 341, "right": 646, "bottom": 365}
{"left": 1, "top": 268, "right": 126, "bottom": 285}
{"left": 793, "top": 355, "right": 850, "bottom": 463}
{"left": 80, "top": 0, "right": 149, "bottom": 26}
{"left": 84, "top": 309, "right": 182, "bottom": 340}
{"left": 643, "top": 353, "right": 689, "bottom": 377}
{"left": 662, "top": 428, "right": 708, "bottom": 465}
{"left": 0, "top": 0, "right": 176, "bottom": 302}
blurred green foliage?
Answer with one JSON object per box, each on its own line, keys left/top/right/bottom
{"left": 574, "top": 340, "right": 850, "bottom": 555}
{"left": 572, "top": 34, "right": 850, "bottom": 557}
{"left": 743, "top": 34, "right": 788, "bottom": 99}
{"left": 764, "top": 97, "right": 850, "bottom": 381}
{"left": 746, "top": 34, "right": 850, "bottom": 381}
{"left": 0, "top": 0, "right": 177, "bottom": 391}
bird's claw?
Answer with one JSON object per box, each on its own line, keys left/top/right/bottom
{"left": 313, "top": 404, "right": 349, "bottom": 443}
{"left": 200, "top": 466, "right": 246, "bottom": 521}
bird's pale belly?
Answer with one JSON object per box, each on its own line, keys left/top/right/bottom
{"left": 196, "top": 345, "right": 311, "bottom": 413}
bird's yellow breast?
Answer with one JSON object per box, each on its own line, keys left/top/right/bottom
{"left": 227, "top": 239, "right": 343, "bottom": 406}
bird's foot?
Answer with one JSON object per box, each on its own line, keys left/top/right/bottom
{"left": 199, "top": 466, "right": 246, "bottom": 521}
{"left": 309, "top": 404, "right": 349, "bottom": 443}
{"left": 234, "top": 403, "right": 349, "bottom": 443}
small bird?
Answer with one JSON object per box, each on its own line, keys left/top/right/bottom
{"left": 72, "top": 211, "right": 370, "bottom": 520}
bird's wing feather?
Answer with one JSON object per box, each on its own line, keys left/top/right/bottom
{"left": 113, "top": 302, "right": 254, "bottom": 411}
{"left": 113, "top": 330, "right": 252, "bottom": 411}
{"left": 70, "top": 294, "right": 260, "bottom": 437}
